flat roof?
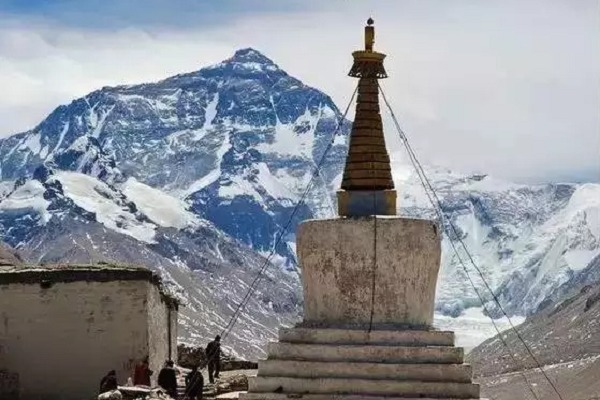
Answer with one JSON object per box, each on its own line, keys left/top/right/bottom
{"left": 0, "top": 262, "right": 179, "bottom": 307}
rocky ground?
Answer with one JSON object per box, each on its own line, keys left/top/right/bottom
{"left": 176, "top": 368, "right": 256, "bottom": 400}
{"left": 468, "top": 281, "right": 600, "bottom": 400}
{"left": 476, "top": 356, "right": 600, "bottom": 400}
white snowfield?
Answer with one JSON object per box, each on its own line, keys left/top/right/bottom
{"left": 122, "top": 177, "right": 200, "bottom": 230}
{"left": 0, "top": 180, "right": 50, "bottom": 223}
{"left": 55, "top": 172, "right": 157, "bottom": 243}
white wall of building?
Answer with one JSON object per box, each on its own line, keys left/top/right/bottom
{"left": 0, "top": 277, "right": 176, "bottom": 400}
{"left": 146, "top": 282, "right": 178, "bottom": 383}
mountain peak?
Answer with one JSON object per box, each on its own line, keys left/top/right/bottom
{"left": 230, "top": 48, "right": 276, "bottom": 66}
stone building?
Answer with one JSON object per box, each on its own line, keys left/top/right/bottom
{"left": 0, "top": 262, "right": 178, "bottom": 400}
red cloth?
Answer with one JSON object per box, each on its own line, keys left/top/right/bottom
{"left": 133, "top": 364, "right": 151, "bottom": 386}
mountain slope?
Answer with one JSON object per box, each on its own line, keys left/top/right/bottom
{"left": 0, "top": 48, "right": 598, "bottom": 356}
{"left": 394, "top": 165, "right": 600, "bottom": 317}
{"left": 467, "top": 279, "right": 600, "bottom": 400}
{"left": 0, "top": 166, "right": 301, "bottom": 358}
{"left": 0, "top": 48, "right": 350, "bottom": 268}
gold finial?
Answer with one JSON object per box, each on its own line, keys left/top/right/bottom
{"left": 365, "top": 18, "right": 375, "bottom": 51}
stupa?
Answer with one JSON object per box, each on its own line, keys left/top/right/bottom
{"left": 242, "top": 19, "right": 481, "bottom": 400}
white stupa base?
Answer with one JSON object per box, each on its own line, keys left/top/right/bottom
{"left": 241, "top": 217, "right": 480, "bottom": 399}
{"left": 241, "top": 327, "right": 480, "bottom": 400}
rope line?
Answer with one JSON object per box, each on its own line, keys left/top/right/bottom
{"left": 218, "top": 83, "right": 358, "bottom": 342}
{"left": 379, "top": 82, "right": 563, "bottom": 400}
{"left": 386, "top": 113, "right": 541, "bottom": 400}
{"left": 185, "top": 85, "right": 359, "bottom": 391}
{"left": 182, "top": 85, "right": 357, "bottom": 399}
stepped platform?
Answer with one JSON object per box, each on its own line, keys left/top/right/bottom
{"left": 241, "top": 327, "right": 480, "bottom": 400}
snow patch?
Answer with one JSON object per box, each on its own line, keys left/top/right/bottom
{"left": 20, "top": 133, "right": 41, "bottom": 154}
{"left": 55, "top": 172, "right": 156, "bottom": 243}
{"left": 434, "top": 307, "right": 526, "bottom": 352}
{"left": 0, "top": 180, "right": 50, "bottom": 223}
{"left": 256, "top": 163, "right": 296, "bottom": 201}
{"left": 256, "top": 103, "right": 317, "bottom": 157}
{"left": 122, "top": 177, "right": 199, "bottom": 229}
{"left": 91, "top": 105, "right": 115, "bottom": 138}
{"left": 203, "top": 93, "right": 219, "bottom": 130}
{"left": 53, "top": 122, "right": 70, "bottom": 154}
{"left": 565, "top": 250, "right": 598, "bottom": 272}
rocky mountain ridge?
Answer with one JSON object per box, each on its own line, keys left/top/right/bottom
{"left": 0, "top": 48, "right": 598, "bottom": 356}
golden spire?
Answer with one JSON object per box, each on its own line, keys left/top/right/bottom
{"left": 337, "top": 19, "right": 396, "bottom": 217}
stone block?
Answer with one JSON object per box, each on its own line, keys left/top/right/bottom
{"left": 266, "top": 343, "right": 463, "bottom": 364}
{"left": 249, "top": 376, "right": 480, "bottom": 398}
{"left": 297, "top": 217, "right": 441, "bottom": 328}
{"left": 243, "top": 394, "right": 483, "bottom": 400}
{"left": 257, "top": 360, "right": 473, "bottom": 382}
{"left": 279, "top": 327, "right": 455, "bottom": 346}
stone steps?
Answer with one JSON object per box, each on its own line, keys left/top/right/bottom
{"left": 267, "top": 343, "right": 464, "bottom": 364}
{"left": 257, "top": 360, "right": 473, "bottom": 382}
{"left": 249, "top": 376, "right": 479, "bottom": 399}
{"left": 243, "top": 394, "right": 483, "bottom": 400}
{"left": 279, "top": 328, "right": 455, "bottom": 347}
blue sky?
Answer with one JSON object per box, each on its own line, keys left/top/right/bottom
{"left": 0, "top": 0, "right": 315, "bottom": 28}
{"left": 0, "top": 0, "right": 598, "bottom": 183}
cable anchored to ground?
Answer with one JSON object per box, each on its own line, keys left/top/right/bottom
{"left": 218, "top": 84, "right": 358, "bottom": 342}
{"left": 189, "top": 85, "right": 359, "bottom": 390}
{"left": 379, "top": 82, "right": 565, "bottom": 400}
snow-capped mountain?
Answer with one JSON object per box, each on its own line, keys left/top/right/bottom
{"left": 0, "top": 48, "right": 350, "bottom": 269}
{"left": 0, "top": 48, "right": 598, "bottom": 357}
{"left": 393, "top": 164, "right": 600, "bottom": 317}
{"left": 0, "top": 164, "right": 301, "bottom": 358}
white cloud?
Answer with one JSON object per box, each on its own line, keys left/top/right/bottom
{"left": 0, "top": 0, "right": 598, "bottom": 183}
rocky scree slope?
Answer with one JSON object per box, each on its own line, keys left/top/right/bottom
{"left": 468, "top": 262, "right": 600, "bottom": 377}
{"left": 467, "top": 266, "right": 600, "bottom": 400}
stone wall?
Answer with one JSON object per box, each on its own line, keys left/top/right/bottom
{"left": 147, "top": 284, "right": 178, "bottom": 382}
{"left": 0, "top": 280, "right": 150, "bottom": 400}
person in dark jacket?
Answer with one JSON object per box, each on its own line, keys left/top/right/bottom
{"left": 205, "top": 335, "right": 221, "bottom": 384}
{"left": 157, "top": 360, "right": 178, "bottom": 398}
{"left": 99, "top": 370, "right": 118, "bottom": 394}
{"left": 185, "top": 365, "right": 204, "bottom": 400}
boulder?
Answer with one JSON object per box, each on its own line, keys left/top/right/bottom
{"left": 177, "top": 344, "right": 258, "bottom": 371}
{"left": 98, "top": 390, "right": 123, "bottom": 400}
{"left": 216, "top": 374, "right": 249, "bottom": 394}
{"left": 177, "top": 344, "right": 207, "bottom": 369}
{"left": 221, "top": 358, "right": 258, "bottom": 371}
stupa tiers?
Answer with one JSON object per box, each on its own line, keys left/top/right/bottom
{"left": 338, "top": 17, "right": 396, "bottom": 217}
{"left": 242, "top": 20, "right": 481, "bottom": 400}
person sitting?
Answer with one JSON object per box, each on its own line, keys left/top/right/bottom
{"left": 99, "top": 370, "right": 118, "bottom": 394}
{"left": 157, "top": 360, "right": 178, "bottom": 398}
{"left": 185, "top": 365, "right": 204, "bottom": 400}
